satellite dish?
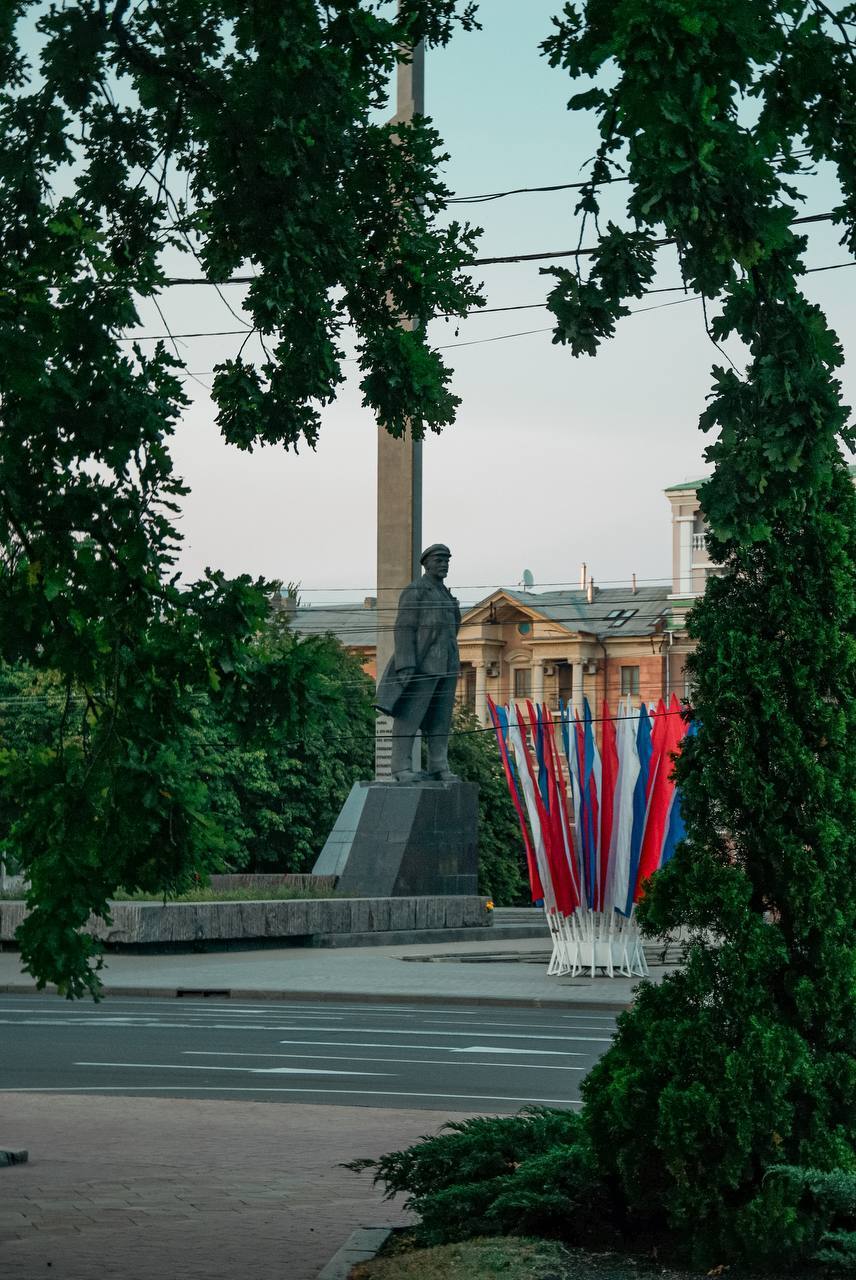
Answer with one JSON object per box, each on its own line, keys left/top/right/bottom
{"left": 521, "top": 568, "right": 534, "bottom": 591}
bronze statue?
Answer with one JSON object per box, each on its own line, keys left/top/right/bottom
{"left": 375, "top": 543, "right": 461, "bottom": 783}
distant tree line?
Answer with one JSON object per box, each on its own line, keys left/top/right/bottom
{"left": 0, "top": 616, "right": 528, "bottom": 905}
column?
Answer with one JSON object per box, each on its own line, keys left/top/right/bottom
{"left": 676, "top": 515, "right": 693, "bottom": 596}
{"left": 532, "top": 658, "right": 545, "bottom": 707}
{"left": 374, "top": 40, "right": 425, "bottom": 779}
{"left": 572, "top": 660, "right": 584, "bottom": 717}
{"left": 474, "top": 660, "right": 487, "bottom": 725}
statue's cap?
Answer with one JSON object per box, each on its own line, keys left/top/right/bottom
{"left": 420, "top": 543, "right": 451, "bottom": 565}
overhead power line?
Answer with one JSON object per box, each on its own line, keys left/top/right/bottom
{"left": 446, "top": 175, "right": 628, "bottom": 204}
{"left": 128, "top": 255, "right": 856, "bottom": 356}
{"left": 151, "top": 210, "right": 836, "bottom": 284}
{"left": 0, "top": 691, "right": 692, "bottom": 734}
{"left": 445, "top": 148, "right": 815, "bottom": 204}
{"left": 295, "top": 574, "right": 675, "bottom": 593}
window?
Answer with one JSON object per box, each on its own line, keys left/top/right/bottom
{"left": 620, "top": 665, "right": 640, "bottom": 696}
{"left": 513, "top": 667, "right": 532, "bottom": 699}
{"left": 605, "top": 608, "right": 638, "bottom": 628}
{"left": 464, "top": 668, "right": 476, "bottom": 712}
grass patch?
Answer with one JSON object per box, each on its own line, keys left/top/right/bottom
{"left": 350, "top": 1236, "right": 840, "bottom": 1280}
{"left": 351, "top": 1237, "right": 573, "bottom": 1280}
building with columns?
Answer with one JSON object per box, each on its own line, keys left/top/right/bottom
{"left": 455, "top": 583, "right": 676, "bottom": 725}
{"left": 288, "top": 466, "right": 856, "bottom": 723}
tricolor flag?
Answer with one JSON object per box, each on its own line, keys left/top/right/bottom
{"left": 543, "top": 706, "right": 581, "bottom": 911}
{"left": 624, "top": 702, "right": 653, "bottom": 915}
{"left": 607, "top": 698, "right": 641, "bottom": 914}
{"left": 580, "top": 698, "right": 601, "bottom": 910}
{"left": 661, "top": 709, "right": 695, "bottom": 866}
{"left": 526, "top": 702, "right": 578, "bottom": 916}
{"left": 635, "top": 695, "right": 685, "bottom": 896}
{"left": 598, "top": 699, "right": 618, "bottom": 914}
{"left": 487, "top": 698, "right": 544, "bottom": 901}
{"left": 507, "top": 708, "right": 555, "bottom": 913}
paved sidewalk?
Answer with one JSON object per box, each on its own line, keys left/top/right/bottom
{"left": 0, "top": 1092, "right": 466, "bottom": 1280}
{"left": 0, "top": 938, "right": 676, "bottom": 1277}
{"left": 0, "top": 936, "right": 664, "bottom": 1009}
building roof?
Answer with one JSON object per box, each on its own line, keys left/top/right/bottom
{"left": 465, "top": 585, "right": 671, "bottom": 639}
{"left": 665, "top": 462, "right": 856, "bottom": 491}
{"left": 290, "top": 602, "right": 377, "bottom": 648}
{"left": 664, "top": 476, "right": 709, "bottom": 492}
{"left": 286, "top": 584, "right": 671, "bottom": 650}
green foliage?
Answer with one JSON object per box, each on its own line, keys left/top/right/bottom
{"left": 448, "top": 706, "right": 530, "bottom": 904}
{"left": 767, "top": 1167, "right": 856, "bottom": 1267}
{"left": 544, "top": 0, "right": 856, "bottom": 1266}
{"left": 0, "top": 616, "right": 375, "bottom": 887}
{"left": 0, "top": 608, "right": 363, "bottom": 995}
{"left": 347, "top": 1108, "right": 596, "bottom": 1246}
{"left": 0, "top": 640, "right": 529, "bottom": 932}
{"left": 193, "top": 618, "right": 376, "bottom": 874}
{"left": 0, "top": 2, "right": 481, "bottom": 995}
{"left": 374, "top": 0, "right": 856, "bottom": 1269}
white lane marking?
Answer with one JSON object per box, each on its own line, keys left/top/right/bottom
{"left": 1, "top": 1019, "right": 412, "bottom": 1033}
{"left": 182, "top": 1050, "right": 585, "bottom": 1072}
{"left": 5, "top": 1085, "right": 581, "bottom": 1105}
{"left": 0, "top": 1018, "right": 601, "bottom": 1049}
{"left": 74, "top": 1061, "right": 388, "bottom": 1077}
{"left": 278, "top": 1038, "right": 593, "bottom": 1053}
{"left": 275, "top": 1026, "right": 613, "bottom": 1043}
{"left": 420, "top": 1017, "right": 615, "bottom": 1032}
{"left": 0, "top": 1000, "right": 617, "bottom": 1022}
{"left": 450, "top": 1046, "right": 586, "bottom": 1055}
{"left": 0, "top": 1018, "right": 608, "bottom": 1045}
{"left": 268, "top": 1039, "right": 593, "bottom": 1054}
{"left": 0, "top": 1018, "right": 308, "bottom": 1030}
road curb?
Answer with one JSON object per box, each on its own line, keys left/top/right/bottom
{"left": 317, "top": 1226, "right": 394, "bottom": 1280}
{"left": 0, "top": 982, "right": 632, "bottom": 1012}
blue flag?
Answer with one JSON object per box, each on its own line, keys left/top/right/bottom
{"left": 535, "top": 703, "right": 550, "bottom": 810}
{"left": 660, "top": 718, "right": 695, "bottom": 866}
{"left": 581, "top": 698, "right": 599, "bottom": 910}
{"left": 623, "top": 703, "right": 652, "bottom": 915}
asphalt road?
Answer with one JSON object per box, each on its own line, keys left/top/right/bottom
{"left": 0, "top": 994, "right": 618, "bottom": 1113}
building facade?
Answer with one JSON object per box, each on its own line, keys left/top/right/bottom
{"left": 288, "top": 465, "right": 856, "bottom": 731}
{"left": 455, "top": 583, "right": 677, "bottom": 725}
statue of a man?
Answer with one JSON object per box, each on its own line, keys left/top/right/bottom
{"left": 375, "top": 543, "right": 461, "bottom": 783}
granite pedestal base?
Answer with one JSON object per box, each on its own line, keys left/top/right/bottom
{"left": 312, "top": 780, "right": 479, "bottom": 898}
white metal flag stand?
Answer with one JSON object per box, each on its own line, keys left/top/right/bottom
{"left": 544, "top": 906, "right": 648, "bottom": 978}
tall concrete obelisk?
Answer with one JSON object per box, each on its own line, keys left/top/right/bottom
{"left": 374, "top": 40, "right": 424, "bottom": 779}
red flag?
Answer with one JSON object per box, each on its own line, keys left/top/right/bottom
{"left": 544, "top": 707, "right": 581, "bottom": 911}
{"left": 635, "top": 695, "right": 685, "bottom": 897}
{"left": 487, "top": 697, "right": 543, "bottom": 902}
{"left": 523, "top": 703, "right": 577, "bottom": 916}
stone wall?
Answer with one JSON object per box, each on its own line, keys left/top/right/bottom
{"left": 0, "top": 895, "right": 490, "bottom": 946}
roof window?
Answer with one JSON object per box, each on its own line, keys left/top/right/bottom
{"left": 606, "top": 608, "right": 638, "bottom": 628}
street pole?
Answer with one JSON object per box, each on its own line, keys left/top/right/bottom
{"left": 374, "top": 38, "right": 424, "bottom": 779}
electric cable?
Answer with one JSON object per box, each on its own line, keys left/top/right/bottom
{"left": 119, "top": 255, "right": 856, "bottom": 346}
{"left": 0, "top": 691, "right": 692, "bottom": 734}
{"left": 445, "top": 148, "right": 815, "bottom": 204}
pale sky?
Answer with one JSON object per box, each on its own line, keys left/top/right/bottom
{"left": 128, "top": 1, "right": 854, "bottom": 606}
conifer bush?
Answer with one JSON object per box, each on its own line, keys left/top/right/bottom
{"left": 361, "top": 1, "right": 856, "bottom": 1268}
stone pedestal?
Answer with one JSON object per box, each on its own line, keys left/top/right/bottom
{"left": 312, "top": 780, "right": 478, "bottom": 898}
